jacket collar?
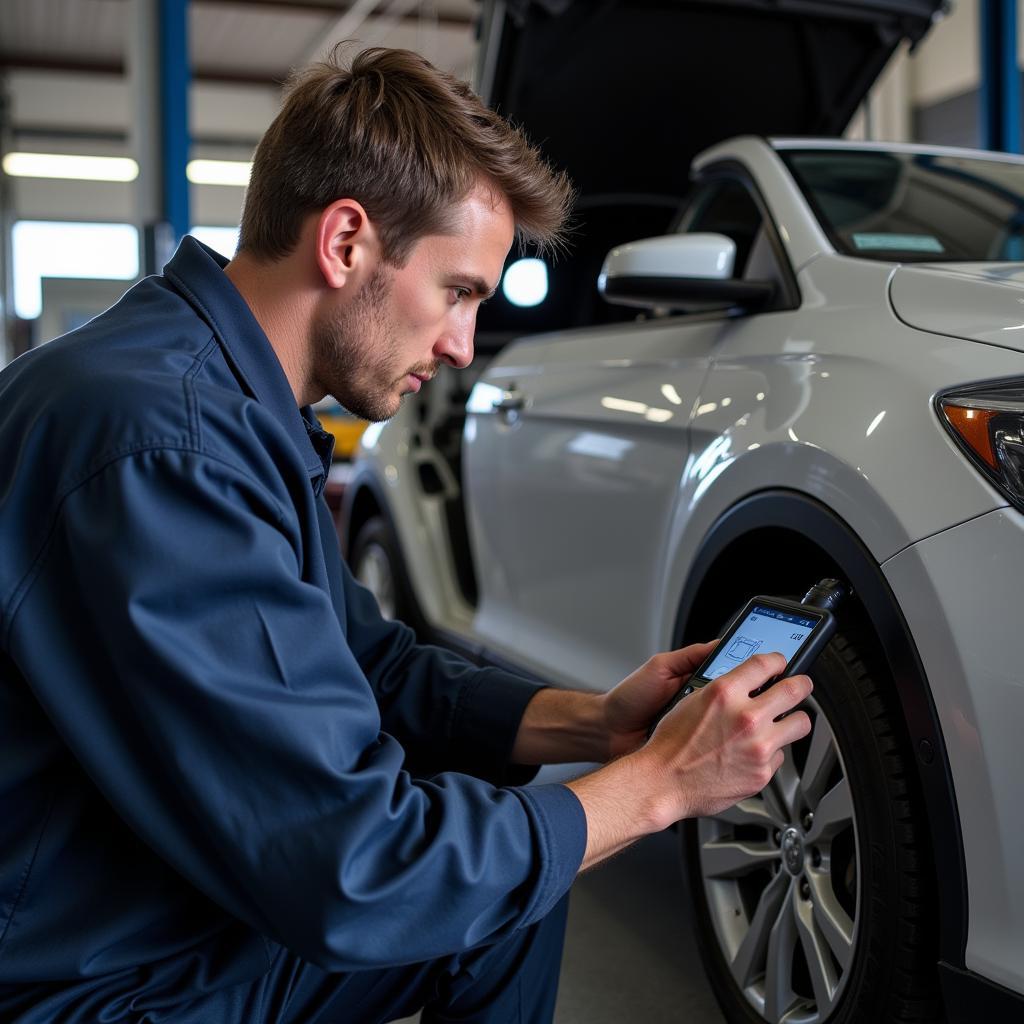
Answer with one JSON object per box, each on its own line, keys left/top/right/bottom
{"left": 162, "top": 236, "right": 334, "bottom": 488}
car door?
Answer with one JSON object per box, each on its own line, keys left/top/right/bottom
{"left": 465, "top": 175, "right": 795, "bottom": 686}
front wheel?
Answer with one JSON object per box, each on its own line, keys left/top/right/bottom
{"left": 349, "top": 515, "right": 412, "bottom": 624}
{"left": 682, "top": 633, "right": 940, "bottom": 1023}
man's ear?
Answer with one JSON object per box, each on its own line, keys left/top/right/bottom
{"left": 314, "top": 199, "right": 380, "bottom": 290}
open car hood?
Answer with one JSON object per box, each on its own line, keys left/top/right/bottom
{"left": 474, "top": 0, "right": 944, "bottom": 335}
{"left": 479, "top": 0, "right": 943, "bottom": 198}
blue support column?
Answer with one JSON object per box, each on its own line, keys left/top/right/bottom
{"left": 131, "top": 0, "right": 190, "bottom": 276}
{"left": 980, "top": 0, "right": 1020, "bottom": 153}
{"left": 159, "top": 0, "right": 191, "bottom": 247}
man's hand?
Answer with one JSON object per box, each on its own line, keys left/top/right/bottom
{"left": 600, "top": 641, "right": 719, "bottom": 758}
{"left": 510, "top": 640, "right": 719, "bottom": 766}
{"left": 566, "top": 650, "right": 812, "bottom": 871}
{"left": 641, "top": 652, "right": 812, "bottom": 827}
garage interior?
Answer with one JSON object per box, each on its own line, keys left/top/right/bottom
{"left": 3, "top": 2, "right": 1024, "bottom": 1023}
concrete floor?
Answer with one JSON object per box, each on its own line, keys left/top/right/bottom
{"left": 554, "top": 829, "right": 725, "bottom": 1024}
{"left": 393, "top": 828, "right": 725, "bottom": 1024}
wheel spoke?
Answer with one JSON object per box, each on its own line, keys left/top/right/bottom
{"left": 701, "top": 838, "right": 780, "bottom": 879}
{"left": 806, "top": 868, "right": 856, "bottom": 969}
{"left": 794, "top": 885, "right": 842, "bottom": 1011}
{"left": 805, "top": 777, "right": 853, "bottom": 843}
{"left": 762, "top": 746, "right": 800, "bottom": 825}
{"left": 729, "top": 871, "right": 791, "bottom": 988}
{"left": 713, "top": 797, "right": 774, "bottom": 829}
{"left": 800, "top": 713, "right": 837, "bottom": 810}
{"left": 763, "top": 884, "right": 801, "bottom": 1022}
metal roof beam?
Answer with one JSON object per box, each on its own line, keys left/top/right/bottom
{"left": 188, "top": 0, "right": 472, "bottom": 28}
{"left": 0, "top": 54, "right": 287, "bottom": 87}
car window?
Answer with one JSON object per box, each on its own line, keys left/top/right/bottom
{"left": 678, "top": 177, "right": 788, "bottom": 294}
{"left": 682, "top": 179, "right": 764, "bottom": 277}
{"left": 781, "top": 149, "right": 1024, "bottom": 262}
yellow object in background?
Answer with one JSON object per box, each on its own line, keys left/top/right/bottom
{"left": 313, "top": 400, "right": 368, "bottom": 462}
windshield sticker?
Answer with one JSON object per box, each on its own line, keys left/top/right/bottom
{"left": 852, "top": 233, "right": 945, "bottom": 253}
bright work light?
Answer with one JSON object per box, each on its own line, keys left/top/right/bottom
{"left": 502, "top": 258, "right": 548, "bottom": 307}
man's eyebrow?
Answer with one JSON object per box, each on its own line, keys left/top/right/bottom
{"left": 456, "top": 275, "right": 498, "bottom": 300}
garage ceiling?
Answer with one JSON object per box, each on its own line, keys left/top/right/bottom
{"left": 0, "top": 0, "right": 481, "bottom": 225}
{"left": 0, "top": 0, "right": 479, "bottom": 87}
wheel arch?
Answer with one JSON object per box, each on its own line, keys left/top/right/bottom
{"left": 674, "top": 488, "right": 967, "bottom": 969}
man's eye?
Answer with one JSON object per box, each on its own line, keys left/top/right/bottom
{"left": 450, "top": 287, "right": 471, "bottom": 303}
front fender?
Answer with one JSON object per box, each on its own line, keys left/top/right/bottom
{"left": 670, "top": 488, "right": 966, "bottom": 972}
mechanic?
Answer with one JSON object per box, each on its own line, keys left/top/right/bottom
{"left": 0, "top": 47, "right": 812, "bottom": 1024}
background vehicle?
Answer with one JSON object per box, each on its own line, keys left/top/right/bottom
{"left": 313, "top": 399, "right": 368, "bottom": 462}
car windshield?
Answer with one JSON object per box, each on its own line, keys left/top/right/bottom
{"left": 780, "top": 148, "right": 1024, "bottom": 262}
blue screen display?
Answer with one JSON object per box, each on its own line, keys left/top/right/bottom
{"left": 700, "top": 604, "right": 819, "bottom": 681}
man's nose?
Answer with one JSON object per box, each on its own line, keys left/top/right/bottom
{"left": 435, "top": 318, "right": 475, "bottom": 369}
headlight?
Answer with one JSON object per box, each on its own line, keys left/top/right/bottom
{"left": 938, "top": 381, "right": 1024, "bottom": 510}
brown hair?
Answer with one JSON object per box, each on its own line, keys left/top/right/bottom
{"left": 238, "top": 45, "right": 573, "bottom": 264}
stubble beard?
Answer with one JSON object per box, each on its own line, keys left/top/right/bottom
{"left": 312, "top": 266, "right": 410, "bottom": 423}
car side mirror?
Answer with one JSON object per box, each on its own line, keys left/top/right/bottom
{"left": 598, "top": 233, "right": 775, "bottom": 311}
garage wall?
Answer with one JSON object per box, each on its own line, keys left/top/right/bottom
{"left": 848, "top": 0, "right": 983, "bottom": 146}
{"left": 914, "top": 0, "right": 980, "bottom": 108}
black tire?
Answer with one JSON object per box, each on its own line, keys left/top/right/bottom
{"left": 349, "top": 515, "right": 415, "bottom": 626}
{"left": 682, "top": 631, "right": 940, "bottom": 1024}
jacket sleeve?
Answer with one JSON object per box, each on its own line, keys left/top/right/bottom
{"left": 337, "top": 548, "right": 547, "bottom": 783}
{"left": 9, "top": 446, "right": 587, "bottom": 970}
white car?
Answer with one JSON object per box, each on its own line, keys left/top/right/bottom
{"left": 341, "top": 135, "right": 1024, "bottom": 1022}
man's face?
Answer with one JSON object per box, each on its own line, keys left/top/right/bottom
{"left": 312, "top": 183, "right": 515, "bottom": 422}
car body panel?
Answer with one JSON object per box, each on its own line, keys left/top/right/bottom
{"left": 891, "top": 262, "right": 1024, "bottom": 347}
{"left": 884, "top": 508, "right": 1024, "bottom": 995}
{"left": 465, "top": 318, "right": 718, "bottom": 687}
{"left": 466, "top": 251, "right": 1015, "bottom": 683}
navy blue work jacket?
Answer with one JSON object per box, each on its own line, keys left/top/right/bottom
{"left": 0, "top": 237, "right": 586, "bottom": 1015}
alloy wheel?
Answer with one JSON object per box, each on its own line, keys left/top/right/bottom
{"left": 697, "top": 697, "right": 859, "bottom": 1023}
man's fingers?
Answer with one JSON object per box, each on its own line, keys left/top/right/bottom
{"left": 756, "top": 673, "right": 814, "bottom": 717}
{"left": 773, "top": 707, "right": 813, "bottom": 748}
{"left": 719, "top": 651, "right": 787, "bottom": 694}
{"left": 657, "top": 640, "right": 719, "bottom": 678}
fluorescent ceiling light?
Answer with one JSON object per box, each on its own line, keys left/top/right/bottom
{"left": 2, "top": 152, "right": 138, "bottom": 182}
{"left": 3, "top": 152, "right": 253, "bottom": 188}
{"left": 187, "top": 159, "right": 251, "bottom": 187}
